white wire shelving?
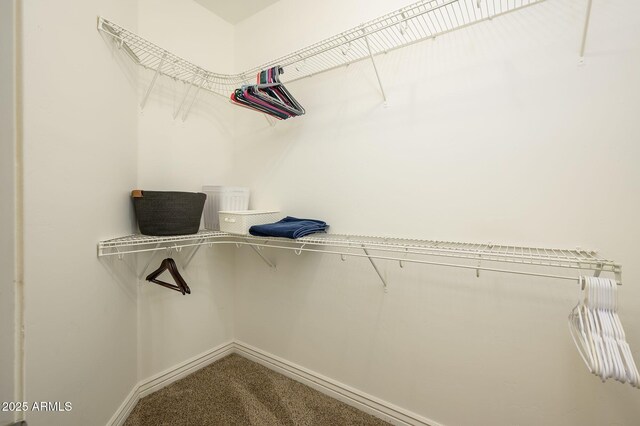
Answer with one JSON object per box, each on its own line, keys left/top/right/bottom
{"left": 98, "top": 231, "right": 622, "bottom": 289}
{"left": 97, "top": 0, "right": 546, "bottom": 117}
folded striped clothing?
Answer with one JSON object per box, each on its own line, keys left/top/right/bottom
{"left": 249, "top": 216, "right": 329, "bottom": 239}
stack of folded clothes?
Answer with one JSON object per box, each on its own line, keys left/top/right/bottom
{"left": 249, "top": 216, "right": 328, "bottom": 239}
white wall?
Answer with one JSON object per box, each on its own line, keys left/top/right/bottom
{"left": 20, "top": 0, "right": 139, "bottom": 424}
{"left": 233, "top": 0, "right": 640, "bottom": 425}
{"left": 1, "top": 1, "right": 18, "bottom": 424}
{"left": 135, "top": 0, "right": 236, "bottom": 380}
{"left": 19, "top": 1, "right": 238, "bottom": 423}
{"left": 15, "top": 0, "right": 640, "bottom": 424}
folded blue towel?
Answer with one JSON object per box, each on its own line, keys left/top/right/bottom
{"left": 249, "top": 216, "right": 329, "bottom": 239}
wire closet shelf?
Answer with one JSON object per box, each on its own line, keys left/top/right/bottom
{"left": 97, "top": 231, "right": 622, "bottom": 287}
{"left": 97, "top": 0, "right": 545, "bottom": 99}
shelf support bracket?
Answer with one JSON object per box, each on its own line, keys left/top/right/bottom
{"left": 182, "top": 73, "right": 207, "bottom": 122}
{"left": 183, "top": 239, "right": 205, "bottom": 269}
{"left": 614, "top": 266, "right": 622, "bottom": 286}
{"left": 593, "top": 263, "right": 603, "bottom": 278}
{"left": 174, "top": 71, "right": 198, "bottom": 119}
{"left": 363, "top": 30, "right": 388, "bottom": 105}
{"left": 361, "top": 245, "right": 387, "bottom": 291}
{"left": 579, "top": 0, "right": 593, "bottom": 62}
{"left": 141, "top": 53, "right": 166, "bottom": 109}
{"left": 264, "top": 114, "right": 276, "bottom": 127}
{"left": 399, "top": 247, "right": 408, "bottom": 268}
{"left": 113, "top": 247, "right": 137, "bottom": 277}
{"left": 138, "top": 244, "right": 161, "bottom": 280}
{"left": 249, "top": 245, "right": 276, "bottom": 269}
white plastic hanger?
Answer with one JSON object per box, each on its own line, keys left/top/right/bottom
{"left": 571, "top": 277, "right": 598, "bottom": 376}
{"left": 606, "top": 278, "right": 640, "bottom": 386}
{"left": 603, "top": 278, "right": 626, "bottom": 382}
{"left": 586, "top": 278, "right": 609, "bottom": 380}
{"left": 568, "top": 304, "right": 593, "bottom": 373}
{"left": 593, "top": 277, "right": 617, "bottom": 381}
{"left": 571, "top": 276, "right": 639, "bottom": 387}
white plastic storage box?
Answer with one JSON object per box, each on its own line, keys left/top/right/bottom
{"left": 218, "top": 211, "right": 281, "bottom": 235}
{"left": 202, "top": 186, "right": 250, "bottom": 230}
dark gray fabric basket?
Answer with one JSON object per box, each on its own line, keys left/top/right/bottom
{"left": 132, "top": 190, "right": 206, "bottom": 236}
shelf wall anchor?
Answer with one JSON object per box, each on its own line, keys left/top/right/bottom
{"left": 141, "top": 53, "right": 166, "bottom": 109}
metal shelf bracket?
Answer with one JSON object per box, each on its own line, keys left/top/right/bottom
{"left": 141, "top": 53, "right": 166, "bottom": 109}
{"left": 362, "top": 244, "right": 388, "bottom": 291}
{"left": 614, "top": 265, "right": 623, "bottom": 286}
{"left": 183, "top": 239, "right": 205, "bottom": 269}
{"left": 174, "top": 72, "right": 198, "bottom": 119}
{"left": 363, "top": 29, "right": 388, "bottom": 106}
{"left": 593, "top": 263, "right": 603, "bottom": 278}
{"left": 182, "top": 73, "right": 207, "bottom": 121}
{"left": 249, "top": 245, "right": 276, "bottom": 269}
{"left": 579, "top": 0, "right": 593, "bottom": 63}
{"left": 138, "top": 243, "right": 161, "bottom": 279}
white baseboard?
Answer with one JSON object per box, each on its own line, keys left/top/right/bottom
{"left": 108, "top": 340, "right": 440, "bottom": 426}
{"left": 107, "top": 385, "right": 139, "bottom": 426}
{"left": 107, "top": 341, "right": 235, "bottom": 426}
{"left": 137, "top": 342, "right": 235, "bottom": 399}
{"left": 232, "top": 341, "right": 440, "bottom": 426}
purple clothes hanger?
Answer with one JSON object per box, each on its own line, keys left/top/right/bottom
{"left": 230, "top": 65, "right": 305, "bottom": 119}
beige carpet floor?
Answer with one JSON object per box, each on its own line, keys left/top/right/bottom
{"left": 124, "top": 354, "right": 390, "bottom": 426}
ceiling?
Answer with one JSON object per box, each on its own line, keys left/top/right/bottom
{"left": 194, "top": 0, "right": 280, "bottom": 24}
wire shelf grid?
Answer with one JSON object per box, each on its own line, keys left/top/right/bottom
{"left": 98, "top": 230, "right": 226, "bottom": 250}
{"left": 97, "top": 0, "right": 545, "bottom": 99}
{"left": 97, "top": 231, "right": 621, "bottom": 284}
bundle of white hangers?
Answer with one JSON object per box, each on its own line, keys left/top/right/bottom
{"left": 569, "top": 276, "right": 639, "bottom": 387}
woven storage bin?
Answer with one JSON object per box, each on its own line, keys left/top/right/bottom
{"left": 218, "top": 210, "right": 281, "bottom": 235}
{"left": 132, "top": 190, "right": 206, "bottom": 236}
{"left": 202, "top": 186, "right": 250, "bottom": 230}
